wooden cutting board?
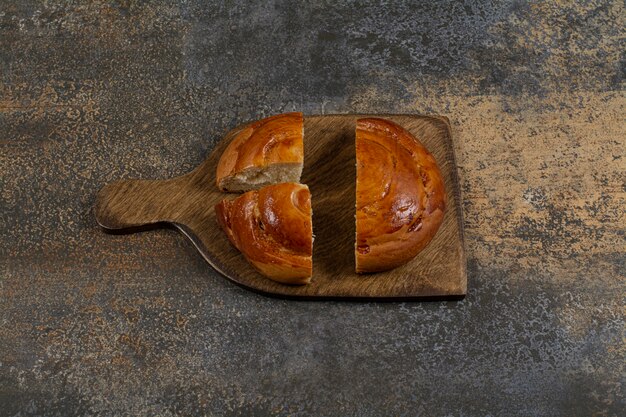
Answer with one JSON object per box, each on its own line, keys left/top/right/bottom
{"left": 95, "top": 115, "right": 466, "bottom": 300}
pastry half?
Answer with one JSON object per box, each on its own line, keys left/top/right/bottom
{"left": 355, "top": 118, "right": 447, "bottom": 273}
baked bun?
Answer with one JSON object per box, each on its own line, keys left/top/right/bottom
{"left": 355, "top": 118, "right": 447, "bottom": 273}
{"left": 216, "top": 112, "right": 304, "bottom": 192}
{"left": 215, "top": 182, "right": 313, "bottom": 284}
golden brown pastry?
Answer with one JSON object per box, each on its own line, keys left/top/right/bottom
{"left": 215, "top": 182, "right": 313, "bottom": 284}
{"left": 216, "top": 112, "right": 304, "bottom": 192}
{"left": 355, "top": 118, "right": 447, "bottom": 273}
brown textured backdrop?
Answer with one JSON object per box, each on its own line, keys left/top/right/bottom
{"left": 1, "top": 1, "right": 624, "bottom": 416}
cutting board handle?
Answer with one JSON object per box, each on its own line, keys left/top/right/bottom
{"left": 94, "top": 177, "right": 191, "bottom": 230}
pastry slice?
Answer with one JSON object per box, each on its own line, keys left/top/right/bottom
{"left": 215, "top": 182, "right": 313, "bottom": 284}
{"left": 355, "top": 118, "right": 447, "bottom": 273}
{"left": 216, "top": 112, "right": 304, "bottom": 192}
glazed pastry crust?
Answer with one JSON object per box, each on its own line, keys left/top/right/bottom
{"left": 355, "top": 118, "right": 447, "bottom": 273}
{"left": 215, "top": 182, "right": 313, "bottom": 284}
{"left": 216, "top": 112, "right": 304, "bottom": 192}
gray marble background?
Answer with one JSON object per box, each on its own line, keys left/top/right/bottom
{"left": 1, "top": 1, "right": 624, "bottom": 416}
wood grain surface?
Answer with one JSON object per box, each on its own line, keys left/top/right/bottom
{"left": 95, "top": 115, "right": 466, "bottom": 299}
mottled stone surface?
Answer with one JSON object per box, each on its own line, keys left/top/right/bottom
{"left": 1, "top": 1, "right": 624, "bottom": 416}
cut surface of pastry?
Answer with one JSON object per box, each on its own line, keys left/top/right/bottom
{"left": 215, "top": 182, "right": 313, "bottom": 284}
{"left": 216, "top": 112, "right": 304, "bottom": 192}
{"left": 355, "top": 118, "right": 447, "bottom": 273}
